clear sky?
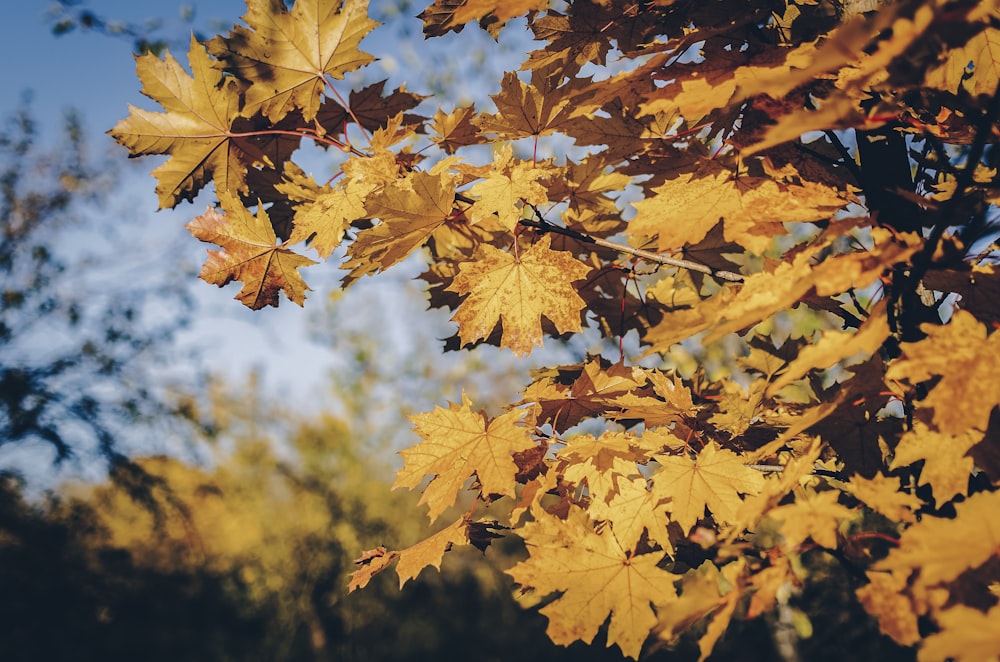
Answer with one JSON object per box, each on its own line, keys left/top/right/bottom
{"left": 2, "top": 2, "right": 247, "bottom": 137}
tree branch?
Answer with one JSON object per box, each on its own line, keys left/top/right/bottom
{"left": 519, "top": 215, "right": 745, "bottom": 283}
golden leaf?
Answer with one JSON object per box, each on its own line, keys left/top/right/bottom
{"left": 889, "top": 421, "right": 983, "bottom": 504}
{"left": 467, "top": 144, "right": 550, "bottom": 230}
{"left": 769, "top": 490, "right": 855, "bottom": 550}
{"left": 341, "top": 169, "right": 458, "bottom": 285}
{"left": 508, "top": 505, "right": 678, "bottom": 659}
{"left": 109, "top": 37, "right": 250, "bottom": 208}
{"left": 186, "top": 193, "right": 317, "bottom": 309}
{"left": 919, "top": 604, "right": 1000, "bottom": 662}
{"left": 845, "top": 472, "right": 923, "bottom": 525}
{"left": 208, "top": 0, "right": 378, "bottom": 122}
{"left": 394, "top": 394, "right": 536, "bottom": 521}
{"left": 447, "top": 236, "right": 591, "bottom": 357}
{"left": 874, "top": 490, "right": 1000, "bottom": 586}
{"left": 394, "top": 516, "right": 469, "bottom": 587}
{"left": 629, "top": 163, "right": 847, "bottom": 254}
{"left": 430, "top": 105, "right": 480, "bottom": 154}
{"left": 651, "top": 442, "right": 765, "bottom": 535}
{"left": 885, "top": 310, "right": 1000, "bottom": 435}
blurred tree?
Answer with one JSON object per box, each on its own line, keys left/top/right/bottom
{"left": 1, "top": 383, "right": 674, "bottom": 661}
{"left": 0, "top": 102, "right": 193, "bottom": 473}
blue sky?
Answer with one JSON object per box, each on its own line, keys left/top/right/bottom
{"left": 1, "top": 2, "right": 248, "bottom": 138}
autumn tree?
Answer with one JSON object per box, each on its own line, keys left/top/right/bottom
{"left": 111, "top": 1, "right": 1000, "bottom": 659}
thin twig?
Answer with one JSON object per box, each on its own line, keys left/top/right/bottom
{"left": 519, "top": 215, "right": 746, "bottom": 282}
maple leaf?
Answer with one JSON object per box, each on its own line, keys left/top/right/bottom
{"left": 874, "top": 489, "right": 1000, "bottom": 586}
{"left": 629, "top": 161, "right": 848, "bottom": 254}
{"left": 919, "top": 604, "right": 1000, "bottom": 662}
{"left": 445, "top": 0, "right": 547, "bottom": 29}
{"left": 508, "top": 505, "right": 678, "bottom": 660}
{"left": 447, "top": 236, "right": 591, "bottom": 357}
{"left": 430, "top": 105, "right": 480, "bottom": 154}
{"left": 519, "top": 358, "right": 648, "bottom": 432}
{"left": 186, "top": 193, "right": 317, "bottom": 309}
{"left": 347, "top": 516, "right": 470, "bottom": 591}
{"left": 109, "top": 37, "right": 252, "bottom": 209}
{"left": 651, "top": 442, "right": 765, "bottom": 535}
{"left": 926, "top": 26, "right": 1000, "bottom": 98}
{"left": 394, "top": 394, "right": 536, "bottom": 521}
{"left": 341, "top": 169, "right": 458, "bottom": 285}
{"left": 466, "top": 145, "right": 551, "bottom": 230}
{"left": 208, "top": 0, "right": 378, "bottom": 122}
{"left": 889, "top": 421, "right": 983, "bottom": 504}
{"left": 856, "top": 571, "right": 921, "bottom": 646}
{"left": 885, "top": 310, "right": 1000, "bottom": 435}
{"left": 474, "top": 68, "right": 580, "bottom": 140}
{"left": 315, "top": 79, "right": 426, "bottom": 134}
{"left": 845, "top": 472, "right": 923, "bottom": 525}
{"left": 394, "top": 516, "right": 469, "bottom": 587}
{"left": 588, "top": 473, "right": 672, "bottom": 555}
{"left": 768, "top": 490, "right": 855, "bottom": 550}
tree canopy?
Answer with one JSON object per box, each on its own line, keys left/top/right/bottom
{"left": 111, "top": 1, "right": 1000, "bottom": 659}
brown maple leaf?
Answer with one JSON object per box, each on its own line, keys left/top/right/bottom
{"left": 187, "top": 193, "right": 317, "bottom": 309}
{"left": 447, "top": 236, "right": 591, "bottom": 357}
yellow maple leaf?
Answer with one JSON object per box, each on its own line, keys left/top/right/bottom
{"left": 651, "top": 442, "right": 765, "bottom": 535}
{"left": 394, "top": 515, "right": 469, "bottom": 587}
{"left": 467, "top": 145, "right": 550, "bottom": 230}
{"left": 447, "top": 236, "right": 591, "bottom": 357}
{"left": 186, "top": 193, "right": 317, "bottom": 309}
{"left": 919, "top": 604, "right": 1000, "bottom": 662}
{"left": 889, "top": 421, "right": 983, "bottom": 504}
{"left": 885, "top": 310, "right": 1000, "bottom": 435}
{"left": 208, "top": 0, "right": 378, "bottom": 122}
{"left": 874, "top": 489, "right": 1000, "bottom": 586}
{"left": 109, "top": 37, "right": 252, "bottom": 209}
{"left": 629, "top": 163, "right": 847, "bottom": 254}
{"left": 845, "top": 472, "right": 923, "bottom": 525}
{"left": 394, "top": 394, "right": 536, "bottom": 521}
{"left": 508, "top": 505, "right": 678, "bottom": 660}
{"left": 341, "top": 170, "right": 458, "bottom": 285}
{"left": 768, "top": 490, "right": 855, "bottom": 550}
{"left": 925, "top": 26, "right": 1000, "bottom": 98}
{"left": 856, "top": 571, "right": 921, "bottom": 646}
{"left": 347, "top": 515, "right": 470, "bottom": 591}
{"left": 446, "top": 0, "right": 548, "bottom": 27}
{"left": 588, "top": 473, "right": 672, "bottom": 555}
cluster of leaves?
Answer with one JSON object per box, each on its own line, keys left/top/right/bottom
{"left": 112, "top": 0, "right": 1000, "bottom": 659}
